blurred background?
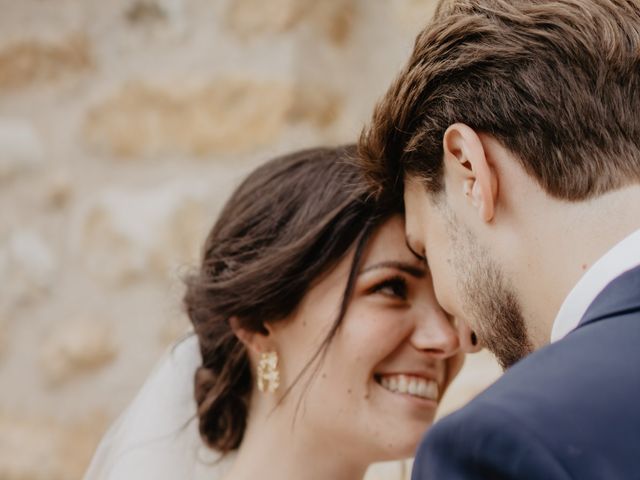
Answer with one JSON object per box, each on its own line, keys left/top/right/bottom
{"left": 0, "top": 0, "right": 501, "bottom": 478}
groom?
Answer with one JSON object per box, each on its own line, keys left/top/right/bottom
{"left": 359, "top": 0, "right": 640, "bottom": 478}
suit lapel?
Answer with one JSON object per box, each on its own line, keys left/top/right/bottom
{"left": 578, "top": 264, "right": 640, "bottom": 329}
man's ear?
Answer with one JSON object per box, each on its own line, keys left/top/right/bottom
{"left": 229, "top": 316, "right": 274, "bottom": 355}
{"left": 443, "top": 123, "right": 498, "bottom": 223}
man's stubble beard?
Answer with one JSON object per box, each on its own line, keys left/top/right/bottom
{"left": 444, "top": 210, "right": 533, "bottom": 370}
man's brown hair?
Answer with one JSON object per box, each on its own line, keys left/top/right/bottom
{"left": 359, "top": 0, "right": 640, "bottom": 202}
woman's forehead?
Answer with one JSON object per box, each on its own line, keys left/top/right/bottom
{"left": 363, "top": 216, "right": 416, "bottom": 265}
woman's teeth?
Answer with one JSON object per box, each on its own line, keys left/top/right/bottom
{"left": 378, "top": 374, "right": 439, "bottom": 401}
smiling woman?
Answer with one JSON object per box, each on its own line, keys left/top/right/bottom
{"left": 84, "top": 145, "right": 464, "bottom": 480}
{"left": 294, "top": 214, "right": 465, "bottom": 459}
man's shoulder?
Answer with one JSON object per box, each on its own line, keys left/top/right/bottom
{"left": 417, "top": 312, "right": 640, "bottom": 479}
{"left": 468, "top": 309, "right": 640, "bottom": 430}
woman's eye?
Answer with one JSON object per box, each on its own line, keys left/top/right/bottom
{"left": 369, "top": 276, "right": 408, "bottom": 300}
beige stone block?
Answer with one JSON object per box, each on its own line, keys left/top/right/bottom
{"left": 0, "top": 33, "right": 92, "bottom": 91}
{"left": 83, "top": 79, "right": 292, "bottom": 158}
{"left": 0, "top": 229, "right": 57, "bottom": 310}
{"left": 158, "top": 315, "right": 191, "bottom": 347}
{"left": 123, "top": 0, "right": 188, "bottom": 38}
{"left": 226, "top": 0, "right": 312, "bottom": 37}
{"left": 0, "top": 411, "right": 108, "bottom": 480}
{"left": 0, "top": 118, "right": 44, "bottom": 181}
{"left": 40, "top": 320, "right": 117, "bottom": 387}
{"left": 0, "top": 317, "right": 6, "bottom": 361}
{"left": 73, "top": 181, "right": 210, "bottom": 284}
{"left": 45, "top": 170, "right": 74, "bottom": 210}
{"left": 288, "top": 85, "right": 343, "bottom": 128}
{"left": 125, "top": 0, "right": 168, "bottom": 26}
{"left": 309, "top": 0, "right": 357, "bottom": 46}
{"left": 226, "top": 0, "right": 357, "bottom": 46}
{"left": 83, "top": 78, "right": 344, "bottom": 158}
{"left": 391, "top": 0, "right": 438, "bottom": 32}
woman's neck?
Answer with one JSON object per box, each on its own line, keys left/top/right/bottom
{"left": 221, "top": 402, "right": 369, "bottom": 480}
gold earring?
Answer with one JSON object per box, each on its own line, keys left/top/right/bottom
{"left": 257, "top": 351, "right": 280, "bottom": 393}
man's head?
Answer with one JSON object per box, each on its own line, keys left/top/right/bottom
{"left": 359, "top": 0, "right": 640, "bottom": 368}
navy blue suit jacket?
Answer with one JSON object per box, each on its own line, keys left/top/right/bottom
{"left": 412, "top": 265, "right": 640, "bottom": 479}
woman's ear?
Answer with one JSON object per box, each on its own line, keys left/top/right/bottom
{"left": 229, "top": 316, "right": 273, "bottom": 355}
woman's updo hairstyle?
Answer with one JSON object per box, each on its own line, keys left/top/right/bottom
{"left": 184, "top": 145, "right": 391, "bottom": 454}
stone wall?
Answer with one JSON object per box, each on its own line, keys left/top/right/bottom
{"left": 0, "top": 1, "right": 502, "bottom": 478}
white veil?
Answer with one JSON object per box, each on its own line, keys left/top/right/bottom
{"left": 84, "top": 334, "right": 234, "bottom": 480}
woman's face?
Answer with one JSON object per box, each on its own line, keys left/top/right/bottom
{"left": 271, "top": 215, "right": 464, "bottom": 462}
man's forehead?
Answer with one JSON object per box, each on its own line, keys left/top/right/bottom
{"left": 404, "top": 177, "right": 434, "bottom": 219}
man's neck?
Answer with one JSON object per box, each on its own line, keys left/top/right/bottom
{"left": 512, "top": 185, "right": 640, "bottom": 349}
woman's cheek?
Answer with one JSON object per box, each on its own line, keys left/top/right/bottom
{"left": 350, "top": 303, "right": 396, "bottom": 331}
{"left": 356, "top": 311, "right": 412, "bottom": 359}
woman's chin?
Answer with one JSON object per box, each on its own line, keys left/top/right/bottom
{"left": 368, "top": 422, "right": 435, "bottom": 462}
{"left": 369, "top": 379, "right": 438, "bottom": 449}
{"left": 371, "top": 439, "right": 423, "bottom": 463}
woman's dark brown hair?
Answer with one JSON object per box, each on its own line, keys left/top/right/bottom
{"left": 183, "top": 145, "right": 395, "bottom": 453}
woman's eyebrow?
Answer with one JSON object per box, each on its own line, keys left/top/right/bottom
{"left": 360, "top": 261, "right": 426, "bottom": 278}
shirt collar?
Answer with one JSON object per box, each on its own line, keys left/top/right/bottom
{"left": 551, "top": 228, "right": 640, "bottom": 342}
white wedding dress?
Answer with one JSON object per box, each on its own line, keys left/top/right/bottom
{"left": 84, "top": 334, "right": 234, "bottom": 479}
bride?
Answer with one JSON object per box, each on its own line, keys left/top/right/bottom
{"left": 84, "top": 145, "right": 473, "bottom": 480}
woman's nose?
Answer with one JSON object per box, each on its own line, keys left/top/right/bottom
{"left": 409, "top": 307, "right": 460, "bottom": 358}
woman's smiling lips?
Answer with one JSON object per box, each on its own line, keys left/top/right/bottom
{"left": 374, "top": 373, "right": 440, "bottom": 402}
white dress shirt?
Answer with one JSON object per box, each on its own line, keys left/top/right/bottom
{"left": 551, "top": 228, "right": 640, "bottom": 342}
